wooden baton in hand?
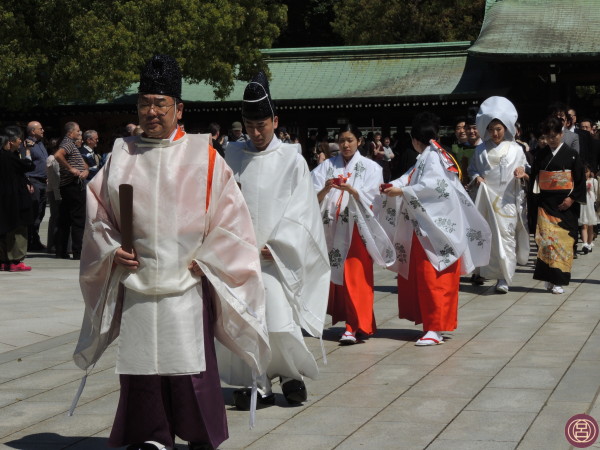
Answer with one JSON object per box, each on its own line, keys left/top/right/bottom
{"left": 119, "top": 184, "right": 134, "bottom": 253}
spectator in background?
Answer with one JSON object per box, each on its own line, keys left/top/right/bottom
{"left": 515, "top": 122, "right": 534, "bottom": 168}
{"left": 278, "top": 127, "right": 291, "bottom": 143}
{"left": 208, "top": 122, "right": 224, "bottom": 157}
{"left": 45, "top": 138, "right": 62, "bottom": 255}
{"left": 451, "top": 116, "right": 469, "bottom": 146}
{"left": 21, "top": 121, "right": 48, "bottom": 251}
{"left": 548, "top": 103, "right": 580, "bottom": 154}
{"left": 453, "top": 115, "right": 480, "bottom": 186}
{"left": 579, "top": 164, "right": 598, "bottom": 255}
{"left": 373, "top": 134, "right": 394, "bottom": 182}
{"left": 79, "top": 130, "right": 101, "bottom": 180}
{"left": 316, "top": 140, "right": 331, "bottom": 164}
{"left": 228, "top": 121, "right": 247, "bottom": 143}
{"left": 391, "top": 131, "right": 418, "bottom": 179}
{"left": 54, "top": 122, "right": 87, "bottom": 260}
{"left": 125, "top": 123, "right": 137, "bottom": 136}
{"left": 568, "top": 108, "right": 578, "bottom": 131}
{"left": 0, "top": 127, "right": 34, "bottom": 272}
{"left": 580, "top": 117, "right": 600, "bottom": 174}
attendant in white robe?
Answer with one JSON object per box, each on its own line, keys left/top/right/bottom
{"left": 221, "top": 72, "right": 330, "bottom": 410}
{"left": 468, "top": 96, "right": 529, "bottom": 294}
{"left": 378, "top": 112, "right": 491, "bottom": 345}
{"left": 312, "top": 124, "right": 395, "bottom": 345}
{"left": 72, "top": 55, "right": 269, "bottom": 450}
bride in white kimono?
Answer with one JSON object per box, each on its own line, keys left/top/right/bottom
{"left": 468, "top": 96, "right": 529, "bottom": 293}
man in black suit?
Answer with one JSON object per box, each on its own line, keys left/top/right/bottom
{"left": 580, "top": 118, "right": 600, "bottom": 174}
{"left": 548, "top": 103, "right": 579, "bottom": 154}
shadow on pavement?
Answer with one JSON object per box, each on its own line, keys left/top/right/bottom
{"left": 4, "top": 433, "right": 108, "bottom": 449}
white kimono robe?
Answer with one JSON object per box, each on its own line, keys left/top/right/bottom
{"left": 73, "top": 133, "right": 270, "bottom": 379}
{"left": 468, "top": 140, "right": 529, "bottom": 284}
{"left": 220, "top": 137, "right": 330, "bottom": 385}
{"left": 311, "top": 152, "right": 395, "bottom": 284}
{"left": 377, "top": 141, "right": 491, "bottom": 279}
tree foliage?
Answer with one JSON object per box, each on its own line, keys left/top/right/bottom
{"left": 0, "top": 0, "right": 286, "bottom": 110}
{"left": 331, "top": 0, "right": 485, "bottom": 46}
{"left": 274, "top": 0, "right": 343, "bottom": 48}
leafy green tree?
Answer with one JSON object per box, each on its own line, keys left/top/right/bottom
{"left": 274, "top": 0, "right": 342, "bottom": 48}
{"left": 0, "top": 0, "right": 286, "bottom": 110}
{"left": 331, "top": 0, "right": 485, "bottom": 46}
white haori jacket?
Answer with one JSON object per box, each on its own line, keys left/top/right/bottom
{"left": 73, "top": 133, "right": 270, "bottom": 378}
{"left": 467, "top": 139, "right": 530, "bottom": 283}
{"left": 225, "top": 137, "right": 330, "bottom": 339}
{"left": 376, "top": 141, "right": 492, "bottom": 279}
{"left": 312, "top": 151, "right": 395, "bottom": 285}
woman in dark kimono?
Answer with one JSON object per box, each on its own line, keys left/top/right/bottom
{"left": 531, "top": 117, "right": 585, "bottom": 294}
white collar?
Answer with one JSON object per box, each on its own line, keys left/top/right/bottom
{"left": 551, "top": 143, "right": 564, "bottom": 156}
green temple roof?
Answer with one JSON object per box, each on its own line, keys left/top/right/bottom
{"left": 112, "top": 42, "right": 503, "bottom": 105}
{"left": 470, "top": 0, "right": 600, "bottom": 60}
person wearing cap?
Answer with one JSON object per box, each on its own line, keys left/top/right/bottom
{"left": 467, "top": 96, "right": 530, "bottom": 294}
{"left": 222, "top": 71, "right": 330, "bottom": 410}
{"left": 72, "top": 54, "right": 270, "bottom": 450}
{"left": 228, "top": 121, "right": 247, "bottom": 143}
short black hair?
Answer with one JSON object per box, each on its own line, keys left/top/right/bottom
{"left": 547, "top": 102, "right": 569, "bottom": 117}
{"left": 411, "top": 112, "right": 440, "bottom": 145}
{"left": 540, "top": 117, "right": 563, "bottom": 135}
{"left": 208, "top": 122, "right": 220, "bottom": 136}
{"left": 3, "top": 125, "right": 23, "bottom": 142}
{"left": 338, "top": 123, "right": 362, "bottom": 141}
{"left": 454, "top": 115, "right": 467, "bottom": 126}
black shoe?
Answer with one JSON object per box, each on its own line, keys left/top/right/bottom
{"left": 72, "top": 253, "right": 81, "bottom": 260}
{"left": 470, "top": 274, "right": 485, "bottom": 285}
{"left": 57, "top": 253, "right": 70, "bottom": 259}
{"left": 582, "top": 246, "right": 590, "bottom": 255}
{"left": 281, "top": 379, "right": 307, "bottom": 404}
{"left": 188, "top": 442, "right": 213, "bottom": 450}
{"left": 28, "top": 242, "right": 47, "bottom": 252}
{"left": 232, "top": 388, "right": 275, "bottom": 410}
{"left": 126, "top": 444, "right": 165, "bottom": 450}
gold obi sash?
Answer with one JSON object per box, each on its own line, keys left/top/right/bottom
{"left": 539, "top": 170, "right": 573, "bottom": 191}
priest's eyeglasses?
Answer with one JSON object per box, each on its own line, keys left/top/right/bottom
{"left": 137, "top": 102, "right": 176, "bottom": 114}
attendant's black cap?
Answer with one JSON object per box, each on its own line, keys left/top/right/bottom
{"left": 242, "top": 71, "right": 276, "bottom": 120}
{"left": 138, "top": 54, "right": 182, "bottom": 99}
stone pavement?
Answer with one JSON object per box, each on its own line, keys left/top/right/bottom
{"left": 1, "top": 215, "right": 600, "bottom": 449}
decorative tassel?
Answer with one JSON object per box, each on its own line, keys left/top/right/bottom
{"left": 250, "top": 369, "right": 258, "bottom": 429}
{"left": 67, "top": 368, "right": 90, "bottom": 416}
{"left": 320, "top": 336, "right": 327, "bottom": 365}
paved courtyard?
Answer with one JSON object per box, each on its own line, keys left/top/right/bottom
{"left": 1, "top": 214, "right": 600, "bottom": 449}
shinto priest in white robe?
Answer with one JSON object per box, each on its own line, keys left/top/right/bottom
{"left": 73, "top": 133, "right": 270, "bottom": 381}
{"left": 220, "top": 136, "right": 330, "bottom": 386}
{"left": 311, "top": 151, "right": 396, "bottom": 284}
{"left": 376, "top": 140, "right": 492, "bottom": 278}
{"left": 468, "top": 96, "right": 530, "bottom": 284}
